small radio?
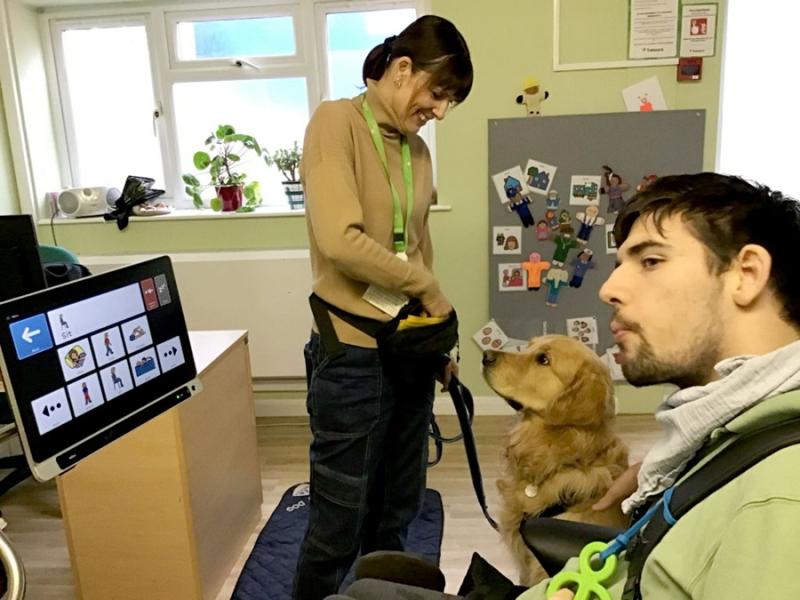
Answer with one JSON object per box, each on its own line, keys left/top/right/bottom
{"left": 57, "top": 186, "right": 121, "bottom": 218}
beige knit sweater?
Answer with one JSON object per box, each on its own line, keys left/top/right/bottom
{"left": 301, "top": 80, "right": 441, "bottom": 347}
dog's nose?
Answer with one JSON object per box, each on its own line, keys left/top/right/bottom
{"left": 482, "top": 351, "right": 497, "bottom": 366}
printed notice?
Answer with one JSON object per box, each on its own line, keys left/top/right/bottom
{"left": 629, "top": 0, "right": 679, "bottom": 60}
{"left": 679, "top": 4, "right": 717, "bottom": 57}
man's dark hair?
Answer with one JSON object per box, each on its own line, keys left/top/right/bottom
{"left": 362, "top": 15, "right": 473, "bottom": 104}
{"left": 615, "top": 172, "right": 800, "bottom": 328}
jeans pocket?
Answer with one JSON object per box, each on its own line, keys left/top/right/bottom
{"left": 306, "top": 441, "right": 367, "bottom": 557}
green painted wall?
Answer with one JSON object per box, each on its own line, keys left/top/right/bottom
{"left": 6, "top": 0, "right": 725, "bottom": 411}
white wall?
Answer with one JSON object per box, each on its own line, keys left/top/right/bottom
{"left": 0, "top": 81, "right": 19, "bottom": 214}
{"left": 717, "top": 2, "right": 800, "bottom": 197}
{"left": 7, "top": 0, "right": 61, "bottom": 214}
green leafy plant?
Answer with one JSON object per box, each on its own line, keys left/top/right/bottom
{"left": 182, "top": 124, "right": 267, "bottom": 212}
{"left": 265, "top": 141, "right": 303, "bottom": 183}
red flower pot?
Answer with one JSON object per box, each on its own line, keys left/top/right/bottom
{"left": 216, "top": 186, "right": 243, "bottom": 212}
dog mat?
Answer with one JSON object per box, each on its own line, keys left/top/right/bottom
{"left": 231, "top": 483, "right": 445, "bottom": 600}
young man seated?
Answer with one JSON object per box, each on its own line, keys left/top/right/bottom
{"left": 329, "top": 173, "right": 800, "bottom": 600}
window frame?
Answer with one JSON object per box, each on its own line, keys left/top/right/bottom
{"left": 39, "top": 0, "right": 430, "bottom": 215}
{"left": 49, "top": 13, "right": 175, "bottom": 197}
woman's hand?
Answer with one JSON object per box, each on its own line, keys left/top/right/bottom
{"left": 422, "top": 293, "right": 452, "bottom": 318}
{"left": 436, "top": 359, "right": 458, "bottom": 392}
{"left": 593, "top": 461, "right": 642, "bottom": 511}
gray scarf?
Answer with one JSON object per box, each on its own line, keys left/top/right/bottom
{"left": 622, "top": 339, "right": 800, "bottom": 513}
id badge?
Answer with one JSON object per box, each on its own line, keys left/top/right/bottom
{"left": 363, "top": 285, "right": 408, "bottom": 317}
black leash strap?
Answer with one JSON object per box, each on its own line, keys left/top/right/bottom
{"left": 623, "top": 416, "right": 800, "bottom": 599}
{"left": 447, "top": 374, "right": 498, "bottom": 530}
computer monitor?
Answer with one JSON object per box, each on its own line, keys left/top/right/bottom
{"left": 0, "top": 215, "right": 47, "bottom": 302}
{"left": 0, "top": 256, "right": 201, "bottom": 481}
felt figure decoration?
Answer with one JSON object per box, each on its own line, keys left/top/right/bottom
{"left": 575, "top": 204, "right": 606, "bottom": 244}
{"left": 601, "top": 165, "right": 631, "bottom": 214}
{"left": 637, "top": 174, "right": 659, "bottom": 192}
{"left": 545, "top": 209, "right": 559, "bottom": 231}
{"left": 551, "top": 226, "right": 578, "bottom": 265}
{"left": 569, "top": 249, "right": 596, "bottom": 288}
{"left": 546, "top": 189, "right": 560, "bottom": 209}
{"left": 543, "top": 267, "right": 569, "bottom": 307}
{"left": 558, "top": 209, "right": 573, "bottom": 231}
{"left": 536, "top": 220, "right": 551, "bottom": 241}
{"left": 504, "top": 176, "right": 535, "bottom": 227}
{"left": 515, "top": 77, "right": 549, "bottom": 116}
{"left": 521, "top": 252, "right": 551, "bottom": 291}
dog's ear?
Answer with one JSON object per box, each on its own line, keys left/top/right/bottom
{"left": 545, "top": 361, "right": 613, "bottom": 427}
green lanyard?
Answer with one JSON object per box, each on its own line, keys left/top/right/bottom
{"left": 361, "top": 94, "right": 414, "bottom": 256}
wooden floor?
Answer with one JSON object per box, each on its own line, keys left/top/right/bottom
{"left": 0, "top": 414, "right": 659, "bottom": 598}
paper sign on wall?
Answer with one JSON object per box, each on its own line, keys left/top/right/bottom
{"left": 473, "top": 319, "right": 509, "bottom": 351}
{"left": 493, "top": 226, "right": 522, "bottom": 255}
{"left": 680, "top": 4, "right": 717, "bottom": 57}
{"left": 570, "top": 175, "right": 601, "bottom": 206}
{"left": 622, "top": 77, "right": 668, "bottom": 112}
{"left": 499, "top": 263, "right": 527, "bottom": 292}
{"left": 524, "top": 159, "right": 557, "bottom": 196}
{"left": 606, "top": 223, "right": 618, "bottom": 254}
{"left": 491, "top": 165, "right": 530, "bottom": 205}
{"left": 566, "top": 316, "right": 599, "bottom": 346}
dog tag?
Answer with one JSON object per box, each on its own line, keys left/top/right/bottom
{"left": 525, "top": 484, "right": 539, "bottom": 498}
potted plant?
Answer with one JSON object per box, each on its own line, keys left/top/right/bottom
{"left": 182, "top": 124, "right": 267, "bottom": 212}
{"left": 265, "top": 141, "right": 304, "bottom": 210}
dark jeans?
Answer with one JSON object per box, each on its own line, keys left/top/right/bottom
{"left": 293, "top": 333, "right": 436, "bottom": 600}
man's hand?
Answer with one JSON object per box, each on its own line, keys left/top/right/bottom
{"left": 436, "top": 359, "right": 458, "bottom": 392}
{"left": 593, "top": 461, "right": 642, "bottom": 511}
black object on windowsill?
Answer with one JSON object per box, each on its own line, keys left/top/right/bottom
{"left": 104, "top": 175, "right": 165, "bottom": 230}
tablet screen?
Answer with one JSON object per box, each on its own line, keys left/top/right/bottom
{"left": 0, "top": 256, "right": 199, "bottom": 480}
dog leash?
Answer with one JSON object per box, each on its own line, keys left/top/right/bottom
{"left": 444, "top": 374, "right": 498, "bottom": 530}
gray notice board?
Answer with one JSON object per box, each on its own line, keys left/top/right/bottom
{"left": 488, "top": 110, "right": 704, "bottom": 356}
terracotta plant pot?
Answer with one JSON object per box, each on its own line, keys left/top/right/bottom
{"left": 282, "top": 181, "right": 305, "bottom": 210}
{"left": 216, "top": 186, "right": 243, "bottom": 212}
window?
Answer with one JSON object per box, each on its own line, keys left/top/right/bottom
{"left": 54, "top": 21, "right": 166, "bottom": 191}
{"left": 323, "top": 7, "right": 416, "bottom": 100}
{"left": 47, "top": 1, "right": 421, "bottom": 212}
{"left": 175, "top": 16, "right": 296, "bottom": 61}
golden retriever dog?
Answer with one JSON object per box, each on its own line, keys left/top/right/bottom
{"left": 482, "top": 335, "right": 629, "bottom": 586}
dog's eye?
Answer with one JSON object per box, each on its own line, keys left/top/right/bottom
{"left": 535, "top": 353, "right": 550, "bottom": 366}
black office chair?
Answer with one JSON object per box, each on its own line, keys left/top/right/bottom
{"left": 0, "top": 245, "right": 90, "bottom": 497}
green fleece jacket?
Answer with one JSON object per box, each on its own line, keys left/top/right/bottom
{"left": 518, "top": 389, "right": 800, "bottom": 600}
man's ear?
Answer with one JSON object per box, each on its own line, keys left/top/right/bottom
{"left": 730, "top": 244, "right": 772, "bottom": 307}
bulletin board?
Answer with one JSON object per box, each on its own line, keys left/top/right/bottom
{"left": 487, "top": 110, "right": 704, "bottom": 362}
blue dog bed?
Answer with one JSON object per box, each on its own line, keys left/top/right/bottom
{"left": 232, "top": 483, "right": 445, "bottom": 600}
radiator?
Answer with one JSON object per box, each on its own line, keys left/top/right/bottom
{"left": 80, "top": 250, "right": 312, "bottom": 381}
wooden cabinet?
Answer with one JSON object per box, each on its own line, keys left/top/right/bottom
{"left": 57, "top": 331, "right": 262, "bottom": 600}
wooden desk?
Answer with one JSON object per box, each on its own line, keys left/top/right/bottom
{"left": 57, "top": 331, "right": 262, "bottom": 600}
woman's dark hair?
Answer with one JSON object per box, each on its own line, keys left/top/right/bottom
{"left": 615, "top": 172, "right": 800, "bottom": 328}
{"left": 362, "top": 15, "right": 473, "bottom": 104}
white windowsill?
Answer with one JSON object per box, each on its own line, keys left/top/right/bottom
{"left": 38, "top": 204, "right": 452, "bottom": 225}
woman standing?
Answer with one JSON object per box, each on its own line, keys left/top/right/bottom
{"left": 293, "top": 15, "right": 473, "bottom": 600}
